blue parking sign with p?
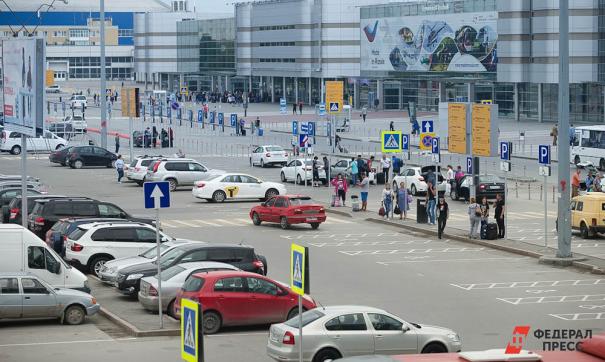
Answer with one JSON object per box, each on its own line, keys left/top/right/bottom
{"left": 466, "top": 157, "right": 473, "bottom": 174}
{"left": 307, "top": 121, "right": 315, "bottom": 136}
{"left": 538, "top": 145, "right": 551, "bottom": 165}
{"left": 218, "top": 113, "right": 224, "bottom": 125}
{"left": 500, "top": 142, "right": 511, "bottom": 161}
{"left": 402, "top": 134, "right": 409, "bottom": 151}
{"left": 292, "top": 121, "right": 298, "bottom": 135}
{"left": 209, "top": 111, "right": 215, "bottom": 124}
{"left": 431, "top": 137, "right": 440, "bottom": 154}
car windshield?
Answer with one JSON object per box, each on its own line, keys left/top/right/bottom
{"left": 266, "top": 146, "right": 284, "bottom": 152}
{"left": 480, "top": 175, "right": 503, "bottom": 183}
{"left": 160, "top": 265, "right": 185, "bottom": 281}
{"left": 158, "top": 247, "right": 187, "bottom": 268}
{"left": 141, "top": 243, "right": 170, "bottom": 259}
{"left": 289, "top": 197, "right": 315, "bottom": 206}
{"left": 285, "top": 309, "right": 325, "bottom": 327}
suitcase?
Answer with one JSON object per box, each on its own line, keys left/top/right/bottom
{"left": 331, "top": 194, "right": 341, "bottom": 207}
{"left": 481, "top": 223, "right": 498, "bottom": 240}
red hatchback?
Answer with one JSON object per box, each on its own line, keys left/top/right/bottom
{"left": 174, "top": 270, "right": 316, "bottom": 334}
{"left": 249, "top": 195, "right": 326, "bottom": 230}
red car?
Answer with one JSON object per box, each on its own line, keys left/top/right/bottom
{"left": 174, "top": 270, "right": 316, "bottom": 334}
{"left": 249, "top": 195, "right": 326, "bottom": 230}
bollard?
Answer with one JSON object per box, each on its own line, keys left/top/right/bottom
{"left": 528, "top": 183, "right": 531, "bottom": 200}
{"left": 540, "top": 184, "right": 543, "bottom": 201}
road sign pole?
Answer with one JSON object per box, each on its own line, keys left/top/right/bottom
{"left": 505, "top": 174, "right": 508, "bottom": 239}
{"left": 298, "top": 294, "right": 303, "bottom": 362}
{"left": 544, "top": 174, "right": 548, "bottom": 247}
{"left": 156, "top": 206, "right": 163, "bottom": 329}
{"left": 21, "top": 136, "right": 28, "bottom": 228}
{"left": 304, "top": 143, "right": 308, "bottom": 187}
{"left": 128, "top": 93, "right": 133, "bottom": 162}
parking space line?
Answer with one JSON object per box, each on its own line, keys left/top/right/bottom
{"left": 280, "top": 232, "right": 399, "bottom": 240}
{"left": 214, "top": 219, "right": 241, "bottom": 226}
{"left": 549, "top": 312, "right": 605, "bottom": 321}
{"left": 193, "top": 220, "right": 224, "bottom": 227}
{"left": 377, "top": 257, "right": 528, "bottom": 265}
{"left": 0, "top": 338, "right": 136, "bottom": 348}
{"left": 497, "top": 294, "right": 605, "bottom": 305}
{"left": 340, "top": 247, "right": 484, "bottom": 256}
{"left": 308, "top": 240, "right": 432, "bottom": 247}
{"left": 450, "top": 279, "right": 605, "bottom": 291}
{"left": 325, "top": 218, "right": 353, "bottom": 224}
{"left": 161, "top": 221, "right": 178, "bottom": 228}
{"left": 171, "top": 220, "right": 201, "bottom": 228}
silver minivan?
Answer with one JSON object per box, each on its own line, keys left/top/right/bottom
{"left": 146, "top": 158, "right": 225, "bottom": 191}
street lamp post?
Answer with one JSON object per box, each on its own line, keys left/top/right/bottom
{"left": 100, "top": 0, "right": 107, "bottom": 149}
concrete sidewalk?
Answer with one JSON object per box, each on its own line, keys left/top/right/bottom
{"left": 324, "top": 205, "right": 605, "bottom": 275}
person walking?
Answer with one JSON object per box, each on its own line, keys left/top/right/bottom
{"left": 356, "top": 155, "right": 365, "bottom": 181}
{"left": 572, "top": 168, "right": 581, "bottom": 197}
{"left": 392, "top": 155, "right": 401, "bottom": 176}
{"left": 361, "top": 106, "right": 367, "bottom": 122}
{"left": 359, "top": 172, "right": 369, "bottom": 211}
{"left": 396, "top": 181, "right": 410, "bottom": 220}
{"left": 331, "top": 173, "right": 348, "bottom": 206}
{"left": 551, "top": 125, "right": 558, "bottom": 146}
{"left": 144, "top": 127, "right": 151, "bottom": 148}
{"left": 292, "top": 103, "right": 297, "bottom": 115}
{"left": 255, "top": 116, "right": 261, "bottom": 131}
{"left": 323, "top": 156, "right": 330, "bottom": 186}
{"left": 389, "top": 120, "right": 394, "bottom": 131}
{"left": 115, "top": 155, "right": 125, "bottom": 184}
{"left": 349, "top": 157, "right": 359, "bottom": 186}
{"left": 169, "top": 127, "right": 174, "bottom": 148}
{"left": 468, "top": 197, "right": 481, "bottom": 239}
{"left": 480, "top": 196, "right": 490, "bottom": 231}
{"left": 312, "top": 156, "right": 320, "bottom": 187}
{"left": 569, "top": 124, "right": 576, "bottom": 146}
{"left": 446, "top": 165, "right": 454, "bottom": 194}
{"left": 381, "top": 155, "right": 391, "bottom": 184}
{"left": 381, "top": 183, "right": 394, "bottom": 219}
{"left": 298, "top": 101, "right": 303, "bottom": 115}
{"left": 114, "top": 134, "right": 120, "bottom": 154}
{"left": 437, "top": 197, "right": 449, "bottom": 239}
{"left": 426, "top": 180, "right": 436, "bottom": 225}
{"left": 152, "top": 126, "right": 158, "bottom": 148}
{"left": 494, "top": 193, "right": 506, "bottom": 238}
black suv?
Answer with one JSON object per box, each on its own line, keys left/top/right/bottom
{"left": 116, "top": 243, "right": 268, "bottom": 296}
{"left": 28, "top": 197, "right": 154, "bottom": 237}
{"left": 5, "top": 194, "right": 66, "bottom": 224}
{"left": 67, "top": 146, "right": 117, "bottom": 169}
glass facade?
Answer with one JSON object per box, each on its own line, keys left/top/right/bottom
{"left": 177, "top": 18, "right": 236, "bottom": 75}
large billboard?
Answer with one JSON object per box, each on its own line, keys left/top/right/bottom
{"left": 361, "top": 12, "right": 497, "bottom": 73}
{"left": 2, "top": 38, "right": 45, "bottom": 136}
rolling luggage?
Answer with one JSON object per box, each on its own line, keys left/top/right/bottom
{"left": 481, "top": 223, "right": 498, "bottom": 240}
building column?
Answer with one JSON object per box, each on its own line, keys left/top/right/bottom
{"left": 271, "top": 77, "right": 275, "bottom": 103}
{"left": 353, "top": 80, "right": 359, "bottom": 109}
{"left": 295, "top": 77, "right": 299, "bottom": 103}
{"left": 467, "top": 83, "right": 475, "bottom": 103}
{"left": 377, "top": 79, "right": 383, "bottom": 109}
{"left": 538, "top": 83, "right": 544, "bottom": 123}
{"left": 308, "top": 77, "right": 312, "bottom": 105}
{"left": 439, "top": 81, "right": 447, "bottom": 102}
{"left": 282, "top": 77, "right": 286, "bottom": 100}
{"left": 225, "top": 75, "right": 229, "bottom": 92}
{"left": 179, "top": 73, "right": 185, "bottom": 89}
{"left": 513, "top": 83, "right": 520, "bottom": 122}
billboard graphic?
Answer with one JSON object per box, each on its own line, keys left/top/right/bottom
{"left": 361, "top": 12, "right": 497, "bottom": 73}
{"left": 2, "top": 38, "right": 45, "bottom": 136}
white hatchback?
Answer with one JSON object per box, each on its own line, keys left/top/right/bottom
{"left": 193, "top": 173, "right": 286, "bottom": 203}
{"left": 1, "top": 130, "right": 67, "bottom": 155}
{"left": 64, "top": 221, "right": 173, "bottom": 276}
{"left": 250, "top": 145, "right": 288, "bottom": 168}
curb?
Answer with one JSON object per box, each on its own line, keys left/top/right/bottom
{"left": 99, "top": 307, "right": 179, "bottom": 337}
{"left": 325, "top": 208, "right": 354, "bottom": 218}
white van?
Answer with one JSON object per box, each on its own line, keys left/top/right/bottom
{"left": 0, "top": 224, "right": 89, "bottom": 292}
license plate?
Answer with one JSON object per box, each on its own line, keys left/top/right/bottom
{"left": 489, "top": 186, "right": 501, "bottom": 190}
{"left": 307, "top": 218, "right": 318, "bottom": 221}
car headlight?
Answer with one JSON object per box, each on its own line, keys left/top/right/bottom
{"left": 447, "top": 333, "right": 460, "bottom": 343}
{"left": 126, "top": 273, "right": 144, "bottom": 280}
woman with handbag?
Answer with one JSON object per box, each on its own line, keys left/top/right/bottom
{"left": 437, "top": 197, "right": 449, "bottom": 239}
{"left": 480, "top": 197, "right": 490, "bottom": 228}
{"left": 396, "top": 181, "right": 410, "bottom": 220}
{"left": 381, "top": 183, "right": 394, "bottom": 219}
{"left": 468, "top": 197, "right": 481, "bottom": 239}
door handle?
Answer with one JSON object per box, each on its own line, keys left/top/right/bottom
{"left": 332, "top": 335, "right": 341, "bottom": 340}
{"left": 24, "top": 297, "right": 31, "bottom": 300}
{"left": 376, "top": 334, "right": 384, "bottom": 338}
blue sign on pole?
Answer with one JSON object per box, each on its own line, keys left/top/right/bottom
{"left": 466, "top": 157, "right": 473, "bottom": 174}
{"left": 197, "top": 110, "right": 203, "bottom": 123}
{"left": 218, "top": 113, "right": 224, "bottom": 125}
{"left": 538, "top": 145, "right": 551, "bottom": 165}
{"left": 500, "top": 142, "right": 511, "bottom": 161}
{"left": 292, "top": 121, "right": 298, "bottom": 135}
{"left": 167, "top": 107, "right": 171, "bottom": 120}
{"left": 230, "top": 114, "right": 237, "bottom": 127}
{"left": 280, "top": 98, "right": 287, "bottom": 114}
{"left": 307, "top": 122, "right": 315, "bottom": 136}
{"left": 143, "top": 181, "right": 170, "bottom": 209}
{"left": 402, "top": 134, "right": 410, "bottom": 151}
{"left": 188, "top": 110, "right": 193, "bottom": 123}
{"left": 431, "top": 137, "right": 440, "bottom": 154}
{"left": 299, "top": 134, "right": 309, "bottom": 148}
{"left": 421, "top": 120, "right": 434, "bottom": 133}
{"left": 209, "top": 111, "right": 215, "bottom": 124}
{"left": 319, "top": 103, "right": 326, "bottom": 116}
{"left": 300, "top": 123, "right": 308, "bottom": 134}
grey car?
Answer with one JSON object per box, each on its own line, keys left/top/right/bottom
{"left": 145, "top": 158, "right": 225, "bottom": 191}
{"left": 138, "top": 261, "right": 239, "bottom": 317}
{"left": 331, "top": 159, "right": 355, "bottom": 181}
{"left": 267, "top": 306, "right": 461, "bottom": 362}
{"left": 0, "top": 273, "right": 100, "bottom": 325}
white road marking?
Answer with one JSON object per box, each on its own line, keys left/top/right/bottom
{"left": 0, "top": 338, "right": 137, "bottom": 348}
{"left": 497, "top": 294, "right": 605, "bottom": 305}
{"left": 525, "top": 289, "right": 557, "bottom": 294}
{"left": 549, "top": 312, "right": 605, "bottom": 321}
{"left": 171, "top": 220, "right": 201, "bottom": 228}
{"left": 578, "top": 305, "right": 605, "bottom": 310}
{"left": 340, "top": 247, "right": 484, "bottom": 256}
{"left": 308, "top": 240, "right": 432, "bottom": 247}
{"left": 214, "top": 218, "right": 240, "bottom": 226}
{"left": 280, "top": 232, "right": 399, "bottom": 240}
{"left": 377, "top": 257, "right": 528, "bottom": 265}
{"left": 450, "top": 279, "right": 605, "bottom": 291}
{"left": 325, "top": 218, "right": 353, "bottom": 224}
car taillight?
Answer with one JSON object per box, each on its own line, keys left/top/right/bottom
{"left": 195, "top": 182, "right": 205, "bottom": 188}
{"left": 294, "top": 209, "right": 302, "bottom": 214}
{"left": 418, "top": 176, "right": 424, "bottom": 181}
{"left": 34, "top": 217, "right": 45, "bottom": 226}
{"left": 319, "top": 208, "right": 325, "bottom": 213}
{"left": 283, "top": 331, "right": 295, "bottom": 345}
{"left": 480, "top": 184, "right": 486, "bottom": 190}
{"left": 71, "top": 243, "right": 83, "bottom": 252}
{"left": 253, "top": 259, "right": 264, "bottom": 269}
{"left": 9, "top": 208, "right": 19, "bottom": 219}
{"left": 266, "top": 153, "right": 271, "bottom": 157}
{"left": 148, "top": 285, "right": 158, "bottom": 296}
{"left": 152, "top": 161, "right": 161, "bottom": 173}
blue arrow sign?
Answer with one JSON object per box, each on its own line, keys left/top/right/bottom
{"left": 292, "top": 121, "right": 298, "bottom": 135}
{"left": 402, "top": 134, "right": 410, "bottom": 151}
{"left": 300, "top": 123, "right": 308, "bottom": 134}
{"left": 144, "top": 181, "right": 170, "bottom": 209}
{"left": 230, "top": 114, "right": 237, "bottom": 127}
{"left": 538, "top": 145, "right": 551, "bottom": 165}
{"left": 421, "top": 120, "right": 434, "bottom": 133}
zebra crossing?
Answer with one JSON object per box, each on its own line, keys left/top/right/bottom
{"left": 160, "top": 216, "right": 353, "bottom": 229}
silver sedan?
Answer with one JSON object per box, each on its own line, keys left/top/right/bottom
{"left": 266, "top": 305, "right": 461, "bottom": 362}
{"left": 0, "top": 273, "right": 100, "bottom": 325}
{"left": 138, "top": 261, "right": 239, "bottom": 317}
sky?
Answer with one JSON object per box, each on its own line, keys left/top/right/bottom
{"left": 190, "top": 0, "right": 239, "bottom": 14}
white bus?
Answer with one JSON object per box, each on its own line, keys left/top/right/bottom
{"left": 571, "top": 125, "right": 605, "bottom": 170}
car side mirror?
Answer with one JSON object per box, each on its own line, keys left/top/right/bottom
{"left": 402, "top": 325, "right": 410, "bottom": 332}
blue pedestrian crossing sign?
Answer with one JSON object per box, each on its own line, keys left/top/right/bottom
{"left": 290, "top": 243, "right": 308, "bottom": 296}
{"left": 230, "top": 114, "right": 237, "bottom": 128}
{"left": 381, "top": 131, "right": 402, "bottom": 153}
{"left": 218, "top": 112, "right": 224, "bottom": 125}
{"left": 329, "top": 102, "right": 339, "bottom": 113}
{"left": 144, "top": 181, "right": 170, "bottom": 209}
{"left": 181, "top": 298, "right": 202, "bottom": 362}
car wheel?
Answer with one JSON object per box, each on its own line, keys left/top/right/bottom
{"left": 287, "top": 307, "right": 306, "bottom": 320}
{"left": 265, "top": 188, "right": 278, "bottom": 199}
{"left": 74, "top": 159, "right": 84, "bottom": 169}
{"left": 600, "top": 158, "right": 605, "bottom": 171}
{"left": 411, "top": 184, "right": 417, "bottom": 196}
{"left": 166, "top": 299, "right": 176, "bottom": 318}
{"left": 55, "top": 144, "right": 64, "bottom": 150}
{"left": 280, "top": 172, "right": 287, "bottom": 182}
{"left": 89, "top": 256, "right": 111, "bottom": 276}
{"left": 280, "top": 216, "right": 289, "bottom": 230}
{"left": 574, "top": 155, "right": 580, "bottom": 165}
{"left": 296, "top": 174, "right": 303, "bottom": 185}
{"left": 252, "top": 212, "right": 261, "bottom": 226}
{"left": 580, "top": 222, "right": 590, "bottom": 239}
{"left": 422, "top": 342, "right": 448, "bottom": 353}
{"left": 64, "top": 305, "right": 86, "bottom": 325}
{"left": 60, "top": 162, "right": 66, "bottom": 167}
{"left": 310, "top": 222, "right": 320, "bottom": 230}
{"left": 167, "top": 179, "right": 177, "bottom": 191}
{"left": 203, "top": 311, "right": 222, "bottom": 335}
{"left": 136, "top": 181, "right": 144, "bottom": 187}
{"left": 107, "top": 160, "right": 115, "bottom": 168}
{"left": 212, "top": 190, "right": 226, "bottom": 203}
{"left": 313, "top": 348, "right": 342, "bottom": 362}
{"left": 11, "top": 145, "right": 21, "bottom": 155}
{"left": 260, "top": 159, "right": 265, "bottom": 168}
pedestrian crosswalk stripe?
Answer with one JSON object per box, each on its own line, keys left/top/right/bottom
{"left": 172, "top": 220, "right": 200, "bottom": 228}
{"left": 192, "top": 220, "right": 224, "bottom": 227}
{"left": 214, "top": 219, "right": 240, "bottom": 226}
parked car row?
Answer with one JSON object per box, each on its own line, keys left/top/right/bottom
{"left": 49, "top": 145, "right": 117, "bottom": 169}
{"left": 1, "top": 130, "right": 67, "bottom": 155}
